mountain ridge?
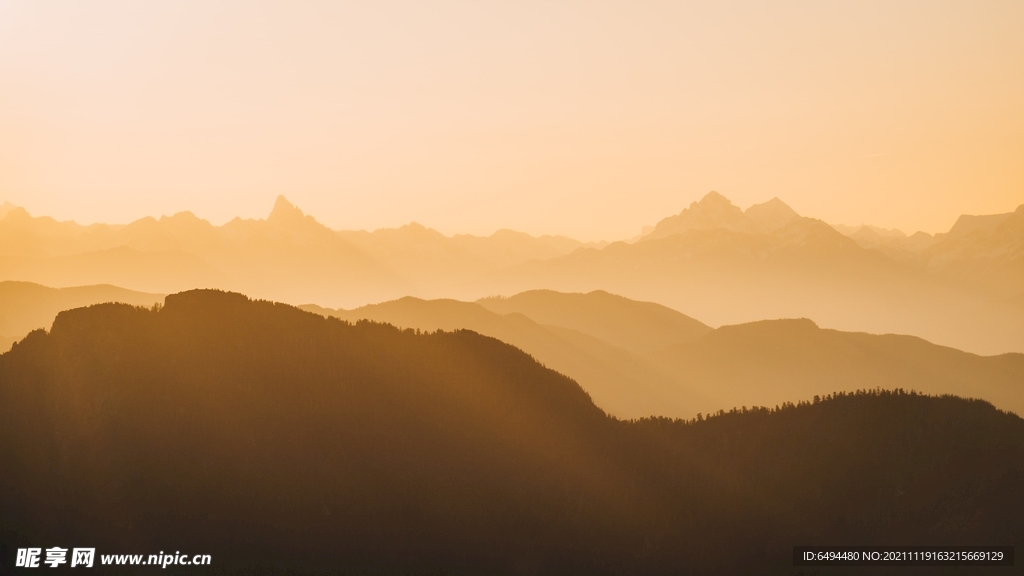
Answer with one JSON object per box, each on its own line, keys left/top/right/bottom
{"left": 300, "top": 289, "right": 1024, "bottom": 418}
{"left": 2, "top": 290, "right": 1021, "bottom": 574}
{"left": 2, "top": 193, "right": 1022, "bottom": 353}
{"left": 300, "top": 295, "right": 701, "bottom": 418}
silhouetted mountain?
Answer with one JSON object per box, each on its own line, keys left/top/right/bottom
{"left": 7, "top": 275, "right": 1016, "bottom": 421}
{"left": 642, "top": 190, "right": 759, "bottom": 240}
{"left": 340, "top": 223, "right": 593, "bottom": 269}
{"left": 832, "top": 225, "right": 939, "bottom": 261}
{"left": 497, "top": 216, "right": 890, "bottom": 319}
{"left": 336, "top": 222, "right": 599, "bottom": 298}
{"left": 744, "top": 196, "right": 801, "bottom": 232}
{"left": 922, "top": 204, "right": 1024, "bottom": 296}
{"left": 0, "top": 201, "right": 17, "bottom": 221}
{"left": 646, "top": 318, "right": 1024, "bottom": 417}
{"left": 3, "top": 193, "right": 1023, "bottom": 353}
{"left": 641, "top": 193, "right": 801, "bottom": 241}
{"left": 0, "top": 197, "right": 595, "bottom": 307}
{"left": 308, "top": 290, "right": 1024, "bottom": 419}
{"left": 831, "top": 205, "right": 1024, "bottom": 297}
{"left": 477, "top": 289, "right": 711, "bottom": 354}
{"left": 494, "top": 197, "right": 1024, "bottom": 355}
{"left": 301, "top": 296, "right": 697, "bottom": 418}
{"left": 0, "top": 281, "right": 163, "bottom": 352}
{"left": 946, "top": 210, "right": 1018, "bottom": 237}
{"left": 833, "top": 223, "right": 909, "bottom": 240}
{"left": 1, "top": 291, "right": 1021, "bottom": 575}
{"left": 267, "top": 194, "right": 316, "bottom": 228}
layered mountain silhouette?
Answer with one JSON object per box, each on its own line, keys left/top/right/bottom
{"left": 495, "top": 194, "right": 1024, "bottom": 355}
{"left": 0, "top": 281, "right": 163, "bottom": 352}
{"left": 0, "top": 201, "right": 18, "bottom": 221}
{"left": 921, "top": 205, "right": 1024, "bottom": 296}
{"left": 2, "top": 290, "right": 1021, "bottom": 575}
{"left": 2, "top": 192, "right": 1021, "bottom": 354}
{"left": 4, "top": 280, "right": 1019, "bottom": 418}
{"left": 835, "top": 204, "right": 1024, "bottom": 296}
{"left": 305, "top": 290, "right": 1024, "bottom": 418}
{"left": 302, "top": 292, "right": 708, "bottom": 418}
{"left": 476, "top": 289, "right": 712, "bottom": 354}
{"left": 640, "top": 191, "right": 800, "bottom": 239}
{"left": 647, "top": 318, "right": 1024, "bottom": 418}
{"left": 0, "top": 197, "right": 597, "bottom": 306}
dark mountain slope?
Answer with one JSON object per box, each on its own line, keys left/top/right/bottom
{"left": 0, "top": 291, "right": 624, "bottom": 573}
{"left": 301, "top": 296, "right": 700, "bottom": 418}
{"left": 1, "top": 291, "right": 1022, "bottom": 575}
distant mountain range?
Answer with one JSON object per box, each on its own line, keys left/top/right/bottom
{"left": 1, "top": 193, "right": 1021, "bottom": 354}
{"left": 301, "top": 290, "right": 712, "bottom": 418}
{"left": 494, "top": 193, "right": 1024, "bottom": 355}
{"left": 640, "top": 192, "right": 801, "bottom": 239}
{"left": 305, "top": 289, "right": 1024, "bottom": 419}
{"left": 6, "top": 282, "right": 1020, "bottom": 418}
{"left": 2, "top": 290, "right": 1020, "bottom": 575}
{"left": 637, "top": 192, "right": 1024, "bottom": 295}
{"left": 0, "top": 197, "right": 601, "bottom": 306}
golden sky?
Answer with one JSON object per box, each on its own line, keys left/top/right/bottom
{"left": 1, "top": 1, "right": 1022, "bottom": 241}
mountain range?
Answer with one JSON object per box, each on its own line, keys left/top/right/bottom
{"left": 2, "top": 290, "right": 1021, "bottom": 575}
{"left": 306, "top": 290, "right": 1024, "bottom": 419}
{"left": 301, "top": 291, "right": 711, "bottom": 418}
{"left": 3, "top": 279, "right": 1022, "bottom": 419}
{"left": 0, "top": 281, "right": 162, "bottom": 352}
{"left": 494, "top": 192, "right": 1024, "bottom": 354}
{"left": 0, "top": 197, "right": 600, "bottom": 307}
{"left": 1, "top": 193, "right": 1021, "bottom": 354}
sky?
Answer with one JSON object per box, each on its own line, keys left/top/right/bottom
{"left": 1, "top": 0, "right": 1022, "bottom": 241}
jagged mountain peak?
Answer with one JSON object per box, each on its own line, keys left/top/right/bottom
{"left": 1, "top": 206, "right": 32, "bottom": 222}
{"left": 946, "top": 211, "right": 1015, "bottom": 238}
{"left": 694, "top": 190, "right": 736, "bottom": 208}
{"left": 265, "top": 196, "right": 334, "bottom": 236}
{"left": 687, "top": 191, "right": 747, "bottom": 220}
{"left": 0, "top": 201, "right": 20, "bottom": 220}
{"left": 745, "top": 197, "right": 800, "bottom": 232}
{"left": 641, "top": 191, "right": 754, "bottom": 241}
{"left": 268, "top": 195, "right": 305, "bottom": 223}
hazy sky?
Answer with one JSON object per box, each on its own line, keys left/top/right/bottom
{"left": 1, "top": 1, "right": 1022, "bottom": 241}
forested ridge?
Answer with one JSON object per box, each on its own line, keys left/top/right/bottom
{"left": 1, "top": 290, "right": 1021, "bottom": 575}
